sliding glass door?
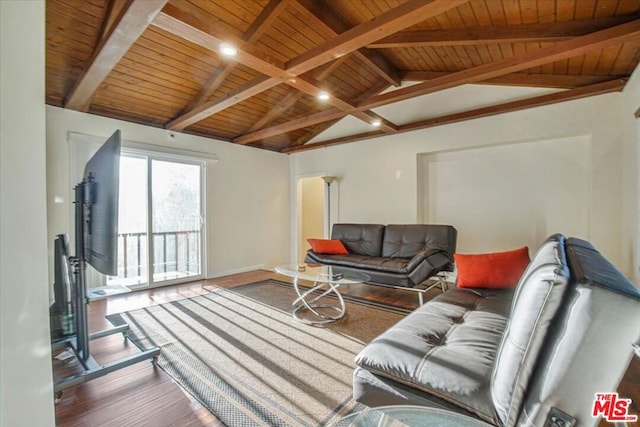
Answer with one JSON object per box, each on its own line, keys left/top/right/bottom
{"left": 109, "top": 153, "right": 205, "bottom": 288}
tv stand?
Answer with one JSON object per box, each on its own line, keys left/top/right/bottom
{"left": 52, "top": 323, "right": 159, "bottom": 395}
{"left": 52, "top": 176, "right": 160, "bottom": 398}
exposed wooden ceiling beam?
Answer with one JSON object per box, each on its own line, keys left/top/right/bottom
{"left": 369, "top": 16, "right": 638, "bottom": 48}
{"left": 281, "top": 80, "right": 393, "bottom": 148}
{"left": 243, "top": 58, "right": 348, "bottom": 135}
{"left": 292, "top": 121, "right": 345, "bottom": 146}
{"left": 160, "top": 0, "right": 465, "bottom": 131}
{"left": 289, "top": 0, "right": 401, "bottom": 86}
{"left": 235, "top": 20, "right": 640, "bottom": 144}
{"left": 401, "top": 71, "right": 630, "bottom": 89}
{"left": 97, "top": 0, "right": 129, "bottom": 45}
{"left": 284, "top": 79, "right": 627, "bottom": 153}
{"left": 182, "top": 0, "right": 288, "bottom": 112}
{"left": 362, "top": 19, "right": 640, "bottom": 109}
{"left": 166, "top": 75, "right": 279, "bottom": 130}
{"left": 284, "top": 76, "right": 397, "bottom": 133}
{"left": 236, "top": 108, "right": 347, "bottom": 143}
{"left": 285, "top": 0, "right": 469, "bottom": 76}
{"left": 241, "top": 81, "right": 394, "bottom": 146}
{"left": 65, "top": 0, "right": 168, "bottom": 111}
{"left": 153, "top": 5, "right": 286, "bottom": 79}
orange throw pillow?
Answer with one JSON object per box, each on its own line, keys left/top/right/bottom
{"left": 455, "top": 246, "right": 530, "bottom": 289}
{"left": 307, "top": 238, "right": 349, "bottom": 255}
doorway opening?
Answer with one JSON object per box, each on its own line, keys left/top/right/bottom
{"left": 296, "top": 176, "right": 325, "bottom": 263}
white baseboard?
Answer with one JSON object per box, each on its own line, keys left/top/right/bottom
{"left": 207, "top": 264, "right": 265, "bottom": 279}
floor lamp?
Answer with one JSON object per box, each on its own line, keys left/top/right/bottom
{"left": 322, "top": 176, "right": 337, "bottom": 238}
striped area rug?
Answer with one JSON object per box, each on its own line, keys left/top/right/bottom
{"left": 107, "top": 279, "right": 409, "bottom": 426}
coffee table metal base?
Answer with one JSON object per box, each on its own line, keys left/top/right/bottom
{"left": 291, "top": 277, "right": 345, "bottom": 324}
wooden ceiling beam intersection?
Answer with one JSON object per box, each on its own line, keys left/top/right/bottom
{"left": 243, "top": 58, "right": 348, "bottom": 135}
{"left": 237, "top": 80, "right": 395, "bottom": 145}
{"left": 166, "top": 75, "right": 280, "bottom": 130}
{"left": 284, "top": 0, "right": 469, "bottom": 76}
{"left": 235, "top": 19, "right": 640, "bottom": 144}
{"left": 64, "top": 0, "right": 169, "bottom": 111}
{"left": 283, "top": 80, "right": 393, "bottom": 148}
{"left": 288, "top": 0, "right": 401, "bottom": 86}
{"left": 284, "top": 75, "right": 397, "bottom": 133}
{"left": 284, "top": 79, "right": 627, "bottom": 153}
{"left": 161, "top": 0, "right": 466, "bottom": 131}
{"left": 369, "top": 16, "right": 639, "bottom": 48}
{"left": 181, "top": 0, "right": 289, "bottom": 113}
{"left": 153, "top": 5, "right": 286, "bottom": 79}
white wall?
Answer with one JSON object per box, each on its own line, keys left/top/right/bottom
{"left": 420, "top": 135, "right": 591, "bottom": 253}
{"left": 292, "top": 84, "right": 632, "bottom": 276}
{"left": 1, "top": 1, "right": 56, "bottom": 426}
{"left": 46, "top": 107, "right": 291, "bottom": 279}
{"left": 620, "top": 66, "right": 640, "bottom": 283}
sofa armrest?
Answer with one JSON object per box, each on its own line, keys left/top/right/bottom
{"left": 407, "top": 251, "right": 451, "bottom": 286}
{"left": 406, "top": 248, "right": 445, "bottom": 271}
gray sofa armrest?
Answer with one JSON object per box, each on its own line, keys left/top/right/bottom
{"left": 405, "top": 247, "right": 445, "bottom": 271}
{"left": 407, "top": 252, "right": 450, "bottom": 286}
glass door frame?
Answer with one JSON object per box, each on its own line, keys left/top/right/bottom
{"left": 121, "top": 147, "right": 207, "bottom": 290}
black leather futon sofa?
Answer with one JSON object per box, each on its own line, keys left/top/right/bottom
{"left": 305, "top": 223, "right": 457, "bottom": 288}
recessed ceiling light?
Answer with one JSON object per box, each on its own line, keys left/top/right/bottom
{"left": 220, "top": 43, "right": 237, "bottom": 57}
{"left": 317, "top": 91, "right": 330, "bottom": 101}
{"left": 372, "top": 119, "right": 382, "bottom": 127}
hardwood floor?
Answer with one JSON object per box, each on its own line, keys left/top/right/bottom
{"left": 53, "top": 270, "right": 279, "bottom": 427}
{"left": 52, "top": 270, "right": 639, "bottom": 427}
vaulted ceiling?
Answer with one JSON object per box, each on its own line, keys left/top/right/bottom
{"left": 46, "top": 0, "right": 640, "bottom": 153}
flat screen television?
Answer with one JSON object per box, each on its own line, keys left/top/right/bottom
{"left": 82, "top": 130, "right": 121, "bottom": 276}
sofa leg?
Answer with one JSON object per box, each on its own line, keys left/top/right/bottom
{"left": 438, "top": 273, "right": 448, "bottom": 292}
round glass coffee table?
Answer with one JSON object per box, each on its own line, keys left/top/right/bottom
{"left": 330, "top": 405, "right": 490, "bottom": 426}
{"left": 275, "top": 264, "right": 370, "bottom": 324}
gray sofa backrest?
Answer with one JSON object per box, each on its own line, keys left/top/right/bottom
{"left": 516, "top": 238, "right": 640, "bottom": 427}
{"left": 381, "top": 224, "right": 457, "bottom": 259}
{"left": 331, "top": 224, "right": 385, "bottom": 257}
{"left": 491, "top": 234, "right": 571, "bottom": 426}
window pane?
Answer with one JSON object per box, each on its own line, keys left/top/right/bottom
{"left": 109, "top": 155, "right": 148, "bottom": 286}
{"left": 151, "top": 160, "right": 201, "bottom": 282}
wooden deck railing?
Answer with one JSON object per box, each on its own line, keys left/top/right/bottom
{"left": 117, "top": 230, "right": 200, "bottom": 279}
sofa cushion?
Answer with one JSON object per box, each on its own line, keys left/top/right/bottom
{"left": 381, "top": 224, "right": 456, "bottom": 259}
{"left": 454, "top": 246, "right": 530, "bottom": 289}
{"left": 355, "top": 288, "right": 514, "bottom": 424}
{"left": 305, "top": 253, "right": 410, "bottom": 273}
{"left": 331, "top": 224, "right": 385, "bottom": 257}
{"left": 491, "top": 234, "right": 571, "bottom": 426}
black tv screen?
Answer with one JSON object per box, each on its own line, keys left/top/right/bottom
{"left": 83, "top": 130, "right": 121, "bottom": 276}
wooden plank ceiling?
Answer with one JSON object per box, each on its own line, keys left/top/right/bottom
{"left": 46, "top": 0, "right": 640, "bottom": 153}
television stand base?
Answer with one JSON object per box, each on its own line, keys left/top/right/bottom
{"left": 53, "top": 323, "right": 160, "bottom": 394}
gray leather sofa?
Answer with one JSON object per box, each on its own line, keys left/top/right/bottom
{"left": 304, "top": 223, "right": 457, "bottom": 288}
{"left": 353, "top": 234, "right": 640, "bottom": 426}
